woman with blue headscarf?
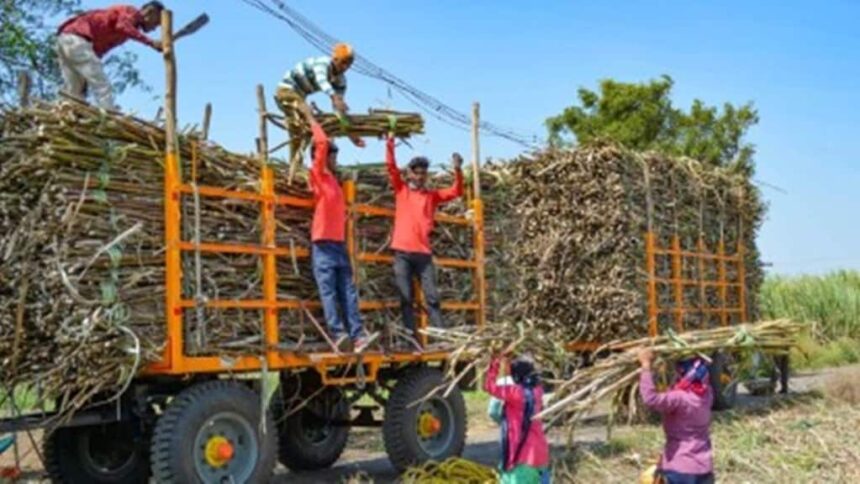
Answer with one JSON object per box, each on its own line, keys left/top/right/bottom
{"left": 638, "top": 349, "right": 715, "bottom": 484}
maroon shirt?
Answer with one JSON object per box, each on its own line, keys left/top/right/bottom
{"left": 639, "top": 369, "right": 714, "bottom": 475}
{"left": 58, "top": 5, "right": 157, "bottom": 58}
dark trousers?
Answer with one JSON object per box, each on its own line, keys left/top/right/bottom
{"left": 659, "top": 470, "right": 715, "bottom": 484}
{"left": 393, "top": 251, "right": 443, "bottom": 334}
{"left": 312, "top": 241, "right": 362, "bottom": 340}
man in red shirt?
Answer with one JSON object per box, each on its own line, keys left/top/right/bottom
{"left": 302, "top": 108, "right": 374, "bottom": 353}
{"left": 385, "top": 133, "right": 464, "bottom": 346}
{"left": 56, "top": 2, "right": 164, "bottom": 109}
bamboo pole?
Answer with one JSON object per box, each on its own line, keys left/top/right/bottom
{"left": 471, "top": 102, "right": 481, "bottom": 198}
{"left": 161, "top": 8, "right": 184, "bottom": 367}
{"left": 17, "top": 72, "right": 31, "bottom": 107}
{"left": 202, "top": 103, "right": 212, "bottom": 140}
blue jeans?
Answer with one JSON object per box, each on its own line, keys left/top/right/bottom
{"left": 312, "top": 241, "right": 362, "bottom": 340}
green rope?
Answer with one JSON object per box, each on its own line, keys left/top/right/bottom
{"left": 335, "top": 112, "right": 351, "bottom": 133}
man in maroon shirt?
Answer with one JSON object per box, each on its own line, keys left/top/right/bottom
{"left": 55, "top": 2, "right": 164, "bottom": 109}
{"left": 385, "top": 132, "right": 464, "bottom": 347}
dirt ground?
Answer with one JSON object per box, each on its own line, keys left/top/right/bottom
{"left": 0, "top": 366, "right": 849, "bottom": 483}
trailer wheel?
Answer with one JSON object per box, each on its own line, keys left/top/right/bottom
{"left": 43, "top": 422, "right": 149, "bottom": 483}
{"left": 150, "top": 380, "right": 277, "bottom": 484}
{"left": 383, "top": 367, "right": 466, "bottom": 472}
{"left": 277, "top": 388, "right": 349, "bottom": 471}
{"left": 711, "top": 352, "right": 739, "bottom": 410}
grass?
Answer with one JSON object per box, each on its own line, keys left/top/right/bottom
{"left": 760, "top": 270, "right": 860, "bottom": 368}
{"left": 555, "top": 391, "right": 860, "bottom": 483}
{"left": 761, "top": 270, "right": 860, "bottom": 340}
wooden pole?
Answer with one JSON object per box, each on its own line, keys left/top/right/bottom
{"left": 470, "top": 101, "right": 486, "bottom": 329}
{"left": 202, "top": 103, "right": 212, "bottom": 140}
{"left": 471, "top": 102, "right": 481, "bottom": 198}
{"left": 257, "top": 86, "right": 269, "bottom": 159}
{"left": 17, "top": 72, "right": 31, "bottom": 107}
{"left": 162, "top": 10, "right": 177, "bottom": 156}
{"left": 161, "top": 9, "right": 184, "bottom": 368}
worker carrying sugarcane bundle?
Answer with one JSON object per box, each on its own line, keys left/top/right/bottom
{"left": 56, "top": 2, "right": 165, "bottom": 110}
{"left": 276, "top": 43, "right": 365, "bottom": 180}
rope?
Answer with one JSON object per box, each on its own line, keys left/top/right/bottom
{"left": 191, "top": 181, "right": 207, "bottom": 350}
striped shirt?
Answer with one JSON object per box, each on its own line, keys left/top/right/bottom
{"left": 279, "top": 56, "right": 346, "bottom": 98}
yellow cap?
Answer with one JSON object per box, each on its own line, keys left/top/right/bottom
{"left": 332, "top": 42, "right": 354, "bottom": 61}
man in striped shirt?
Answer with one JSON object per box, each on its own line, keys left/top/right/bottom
{"left": 275, "top": 43, "right": 364, "bottom": 177}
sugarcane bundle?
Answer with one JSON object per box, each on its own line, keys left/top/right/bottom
{"left": 272, "top": 109, "right": 424, "bottom": 143}
{"left": 534, "top": 319, "right": 803, "bottom": 432}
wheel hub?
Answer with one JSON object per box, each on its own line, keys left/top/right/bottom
{"left": 417, "top": 411, "right": 442, "bottom": 439}
{"left": 204, "top": 436, "right": 235, "bottom": 468}
{"left": 193, "top": 412, "right": 258, "bottom": 483}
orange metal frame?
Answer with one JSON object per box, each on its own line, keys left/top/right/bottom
{"left": 644, "top": 232, "right": 748, "bottom": 336}
{"left": 146, "top": 142, "right": 486, "bottom": 384}
{"left": 566, "top": 232, "right": 747, "bottom": 351}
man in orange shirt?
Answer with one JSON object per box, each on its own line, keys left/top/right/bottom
{"left": 303, "top": 109, "right": 374, "bottom": 352}
{"left": 385, "top": 133, "right": 464, "bottom": 346}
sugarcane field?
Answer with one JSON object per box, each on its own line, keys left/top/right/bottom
{"left": 1, "top": 2, "right": 859, "bottom": 483}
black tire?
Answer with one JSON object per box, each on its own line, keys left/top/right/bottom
{"left": 711, "top": 352, "right": 739, "bottom": 410}
{"left": 43, "top": 422, "right": 150, "bottom": 484}
{"left": 150, "top": 380, "right": 277, "bottom": 484}
{"left": 277, "top": 387, "right": 350, "bottom": 471}
{"left": 382, "top": 367, "right": 466, "bottom": 472}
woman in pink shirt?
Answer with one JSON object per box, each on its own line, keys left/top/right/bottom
{"left": 484, "top": 354, "right": 551, "bottom": 484}
{"left": 638, "top": 349, "right": 715, "bottom": 484}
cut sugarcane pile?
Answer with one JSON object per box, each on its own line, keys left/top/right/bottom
{"left": 0, "top": 101, "right": 449, "bottom": 418}
{"left": 479, "top": 144, "right": 764, "bottom": 337}
{"left": 0, "top": 101, "right": 294, "bottom": 415}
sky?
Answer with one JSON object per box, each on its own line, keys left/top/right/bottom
{"left": 75, "top": 0, "right": 860, "bottom": 275}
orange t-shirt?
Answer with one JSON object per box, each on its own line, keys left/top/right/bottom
{"left": 385, "top": 137, "right": 463, "bottom": 254}
{"left": 309, "top": 123, "right": 345, "bottom": 242}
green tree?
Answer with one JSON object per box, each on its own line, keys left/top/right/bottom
{"left": 546, "top": 75, "right": 759, "bottom": 171}
{"left": 1, "top": 0, "right": 147, "bottom": 104}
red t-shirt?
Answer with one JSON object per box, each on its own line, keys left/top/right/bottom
{"left": 385, "top": 137, "right": 463, "bottom": 254}
{"left": 58, "top": 5, "right": 157, "bottom": 58}
{"left": 309, "top": 123, "right": 346, "bottom": 242}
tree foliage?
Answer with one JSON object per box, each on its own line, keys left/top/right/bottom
{"left": 1, "top": 0, "right": 147, "bottom": 104}
{"left": 547, "top": 75, "right": 759, "bottom": 171}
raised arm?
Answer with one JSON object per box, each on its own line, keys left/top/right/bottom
{"left": 435, "top": 152, "right": 464, "bottom": 204}
{"left": 309, "top": 120, "right": 330, "bottom": 181}
{"left": 117, "top": 8, "right": 159, "bottom": 51}
{"left": 483, "top": 357, "right": 523, "bottom": 404}
{"left": 639, "top": 369, "right": 685, "bottom": 413}
{"left": 385, "top": 136, "right": 405, "bottom": 192}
